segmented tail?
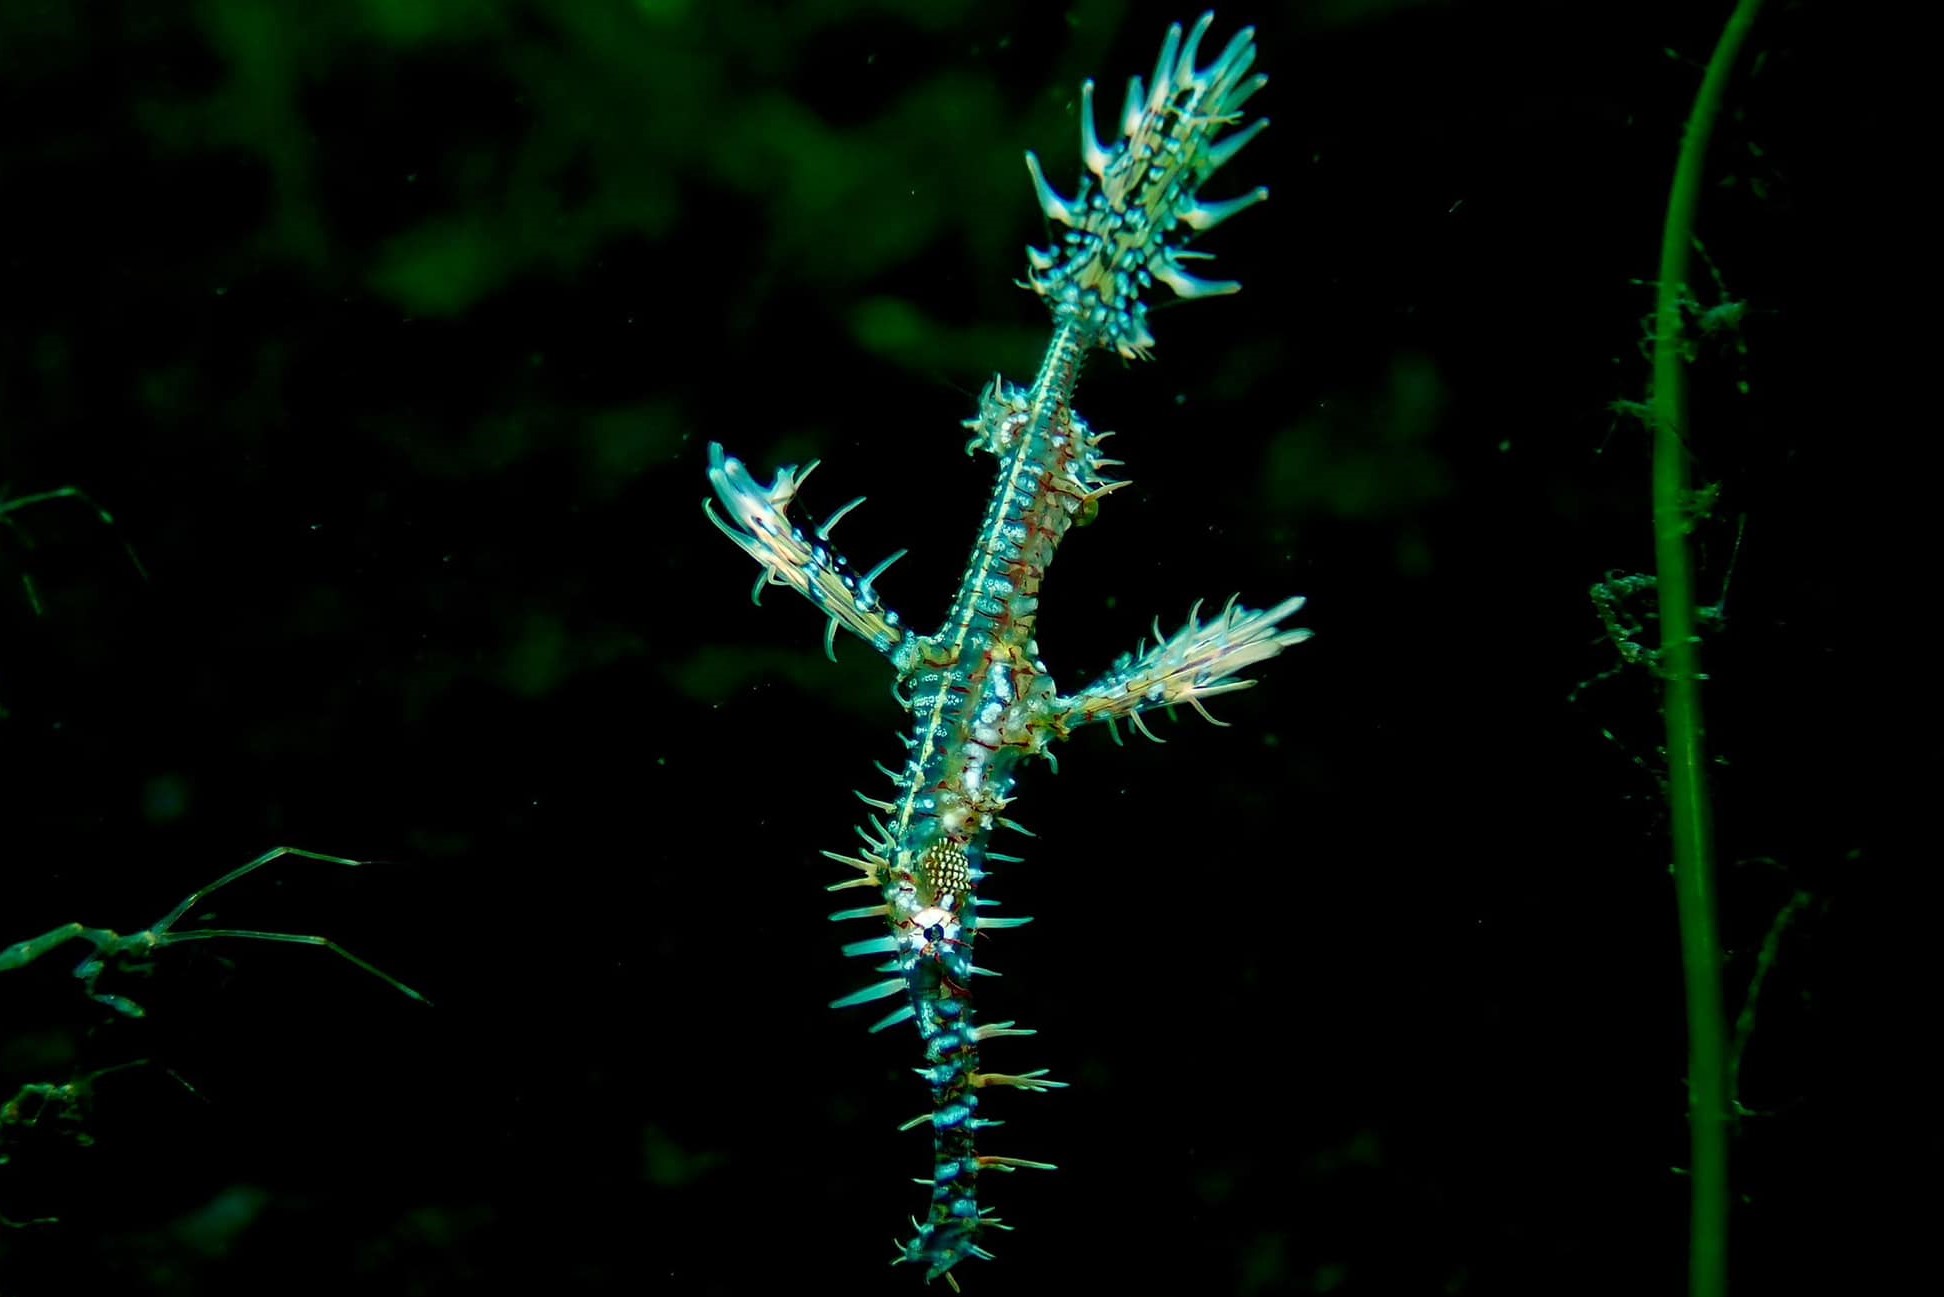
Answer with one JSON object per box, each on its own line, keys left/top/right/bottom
{"left": 707, "top": 15, "right": 1286, "bottom": 1288}
{"left": 1023, "top": 12, "right": 1269, "bottom": 359}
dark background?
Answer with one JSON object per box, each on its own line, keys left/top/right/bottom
{"left": 0, "top": 1, "right": 1907, "bottom": 1293}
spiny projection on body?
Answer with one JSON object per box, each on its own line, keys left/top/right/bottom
{"left": 705, "top": 13, "right": 1307, "bottom": 1285}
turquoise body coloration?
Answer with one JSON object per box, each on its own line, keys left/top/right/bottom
{"left": 1023, "top": 11, "right": 1270, "bottom": 360}
{"left": 705, "top": 13, "right": 1305, "bottom": 1284}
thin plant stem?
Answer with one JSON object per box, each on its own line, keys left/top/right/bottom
{"left": 1646, "top": 2, "right": 1765, "bottom": 1295}
{"left": 1729, "top": 888, "right": 1813, "bottom": 1111}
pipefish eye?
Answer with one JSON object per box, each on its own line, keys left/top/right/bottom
{"left": 703, "top": 15, "right": 1294, "bottom": 1282}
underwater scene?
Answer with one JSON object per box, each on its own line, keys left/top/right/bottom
{"left": 1, "top": 1, "right": 1902, "bottom": 1294}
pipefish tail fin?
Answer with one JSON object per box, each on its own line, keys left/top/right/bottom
{"left": 1023, "top": 11, "right": 1270, "bottom": 359}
